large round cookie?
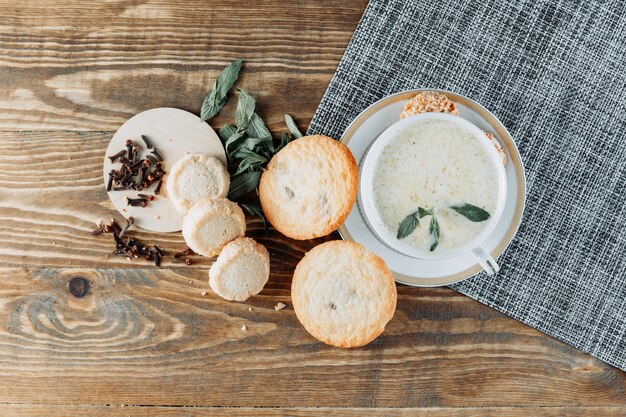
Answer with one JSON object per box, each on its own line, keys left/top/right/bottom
{"left": 292, "top": 241, "right": 397, "bottom": 348}
{"left": 259, "top": 135, "right": 358, "bottom": 240}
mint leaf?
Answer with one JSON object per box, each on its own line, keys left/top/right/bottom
{"left": 246, "top": 113, "right": 272, "bottom": 141}
{"left": 450, "top": 203, "right": 490, "bottom": 222}
{"left": 429, "top": 214, "right": 440, "bottom": 251}
{"left": 397, "top": 211, "right": 419, "bottom": 239}
{"left": 277, "top": 132, "right": 291, "bottom": 152}
{"left": 284, "top": 114, "right": 303, "bottom": 138}
{"left": 201, "top": 60, "right": 242, "bottom": 121}
{"left": 228, "top": 170, "right": 262, "bottom": 200}
{"left": 235, "top": 89, "right": 256, "bottom": 129}
{"left": 241, "top": 201, "right": 268, "bottom": 235}
{"left": 219, "top": 124, "right": 237, "bottom": 142}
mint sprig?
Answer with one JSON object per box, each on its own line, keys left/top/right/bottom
{"left": 201, "top": 60, "right": 242, "bottom": 122}
{"left": 201, "top": 61, "right": 302, "bottom": 234}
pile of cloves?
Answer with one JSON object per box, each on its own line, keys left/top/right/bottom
{"left": 92, "top": 217, "right": 165, "bottom": 267}
{"left": 107, "top": 134, "right": 165, "bottom": 207}
{"left": 91, "top": 217, "right": 196, "bottom": 267}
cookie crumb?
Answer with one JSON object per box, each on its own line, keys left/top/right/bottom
{"left": 52, "top": 242, "right": 56, "bottom": 245}
{"left": 241, "top": 324, "right": 247, "bottom": 331}
{"left": 201, "top": 291, "right": 206, "bottom": 296}
{"left": 248, "top": 307, "right": 252, "bottom": 311}
{"left": 189, "top": 280, "right": 193, "bottom": 285}
{"left": 275, "top": 302, "right": 287, "bottom": 311}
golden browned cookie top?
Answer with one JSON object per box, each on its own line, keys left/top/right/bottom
{"left": 259, "top": 135, "right": 358, "bottom": 240}
{"left": 292, "top": 241, "right": 397, "bottom": 348}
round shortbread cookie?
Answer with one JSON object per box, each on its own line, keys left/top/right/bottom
{"left": 209, "top": 237, "right": 270, "bottom": 301}
{"left": 259, "top": 135, "right": 358, "bottom": 240}
{"left": 182, "top": 197, "right": 246, "bottom": 257}
{"left": 291, "top": 241, "right": 397, "bottom": 348}
{"left": 166, "top": 153, "right": 230, "bottom": 213}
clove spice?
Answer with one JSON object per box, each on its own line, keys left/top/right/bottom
{"left": 105, "top": 135, "right": 165, "bottom": 207}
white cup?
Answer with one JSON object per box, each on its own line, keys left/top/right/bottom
{"left": 360, "top": 113, "right": 507, "bottom": 275}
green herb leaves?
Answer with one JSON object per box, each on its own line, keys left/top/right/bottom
{"left": 227, "top": 170, "right": 262, "bottom": 200}
{"left": 396, "top": 202, "right": 490, "bottom": 252}
{"left": 284, "top": 114, "right": 303, "bottom": 138}
{"left": 397, "top": 211, "right": 420, "bottom": 239}
{"left": 235, "top": 88, "right": 256, "bottom": 129}
{"left": 450, "top": 203, "right": 490, "bottom": 222}
{"left": 429, "top": 214, "right": 440, "bottom": 251}
{"left": 396, "top": 207, "right": 434, "bottom": 239}
{"left": 397, "top": 207, "right": 436, "bottom": 247}
{"left": 201, "top": 60, "right": 303, "bottom": 234}
{"left": 201, "top": 60, "right": 242, "bottom": 122}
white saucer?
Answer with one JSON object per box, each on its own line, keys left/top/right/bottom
{"left": 339, "top": 90, "right": 526, "bottom": 287}
{"left": 103, "top": 108, "right": 226, "bottom": 232}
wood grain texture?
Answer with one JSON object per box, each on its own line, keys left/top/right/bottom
{"left": 0, "top": 0, "right": 367, "bottom": 132}
{"left": 0, "top": 0, "right": 625, "bottom": 415}
{"left": 1, "top": 267, "right": 626, "bottom": 408}
{"left": 3, "top": 405, "right": 626, "bottom": 417}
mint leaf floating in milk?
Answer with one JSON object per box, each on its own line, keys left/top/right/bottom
{"left": 429, "top": 212, "right": 440, "bottom": 252}
{"left": 397, "top": 211, "right": 420, "bottom": 239}
{"left": 397, "top": 207, "right": 435, "bottom": 240}
{"left": 450, "top": 203, "right": 491, "bottom": 222}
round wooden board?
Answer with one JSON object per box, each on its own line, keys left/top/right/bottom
{"left": 102, "top": 108, "right": 226, "bottom": 232}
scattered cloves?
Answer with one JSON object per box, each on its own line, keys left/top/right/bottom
{"left": 127, "top": 197, "right": 148, "bottom": 207}
{"left": 154, "top": 179, "right": 163, "bottom": 195}
{"left": 126, "top": 139, "right": 134, "bottom": 161}
{"left": 108, "top": 149, "right": 127, "bottom": 163}
{"left": 90, "top": 226, "right": 104, "bottom": 235}
{"left": 141, "top": 134, "right": 153, "bottom": 149}
{"left": 118, "top": 216, "right": 134, "bottom": 239}
{"left": 106, "top": 173, "right": 114, "bottom": 192}
{"left": 174, "top": 247, "right": 193, "bottom": 258}
{"left": 137, "top": 193, "right": 155, "bottom": 201}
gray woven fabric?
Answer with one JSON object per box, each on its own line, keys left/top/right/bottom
{"left": 308, "top": 0, "right": 626, "bottom": 369}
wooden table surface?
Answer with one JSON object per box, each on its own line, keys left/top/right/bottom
{"left": 1, "top": 1, "right": 626, "bottom": 416}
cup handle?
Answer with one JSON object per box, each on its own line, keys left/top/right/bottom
{"left": 471, "top": 246, "right": 500, "bottom": 275}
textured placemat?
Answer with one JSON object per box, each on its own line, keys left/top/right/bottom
{"left": 308, "top": 0, "right": 626, "bottom": 370}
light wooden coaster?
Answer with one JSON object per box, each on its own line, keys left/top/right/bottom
{"left": 102, "top": 108, "right": 226, "bottom": 232}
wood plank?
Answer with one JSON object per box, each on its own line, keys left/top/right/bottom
{"left": 3, "top": 404, "right": 626, "bottom": 417}
{"left": 0, "top": 0, "right": 367, "bottom": 132}
{"left": 0, "top": 267, "right": 624, "bottom": 407}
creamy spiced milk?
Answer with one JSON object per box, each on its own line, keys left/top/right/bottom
{"left": 371, "top": 118, "right": 503, "bottom": 254}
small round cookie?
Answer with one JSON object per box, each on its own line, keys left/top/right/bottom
{"left": 209, "top": 237, "right": 270, "bottom": 301}
{"left": 166, "top": 153, "right": 230, "bottom": 213}
{"left": 259, "top": 135, "right": 358, "bottom": 240}
{"left": 182, "top": 197, "right": 246, "bottom": 257}
{"left": 292, "top": 241, "right": 397, "bottom": 348}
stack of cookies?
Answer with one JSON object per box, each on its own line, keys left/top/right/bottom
{"left": 167, "top": 153, "right": 270, "bottom": 302}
